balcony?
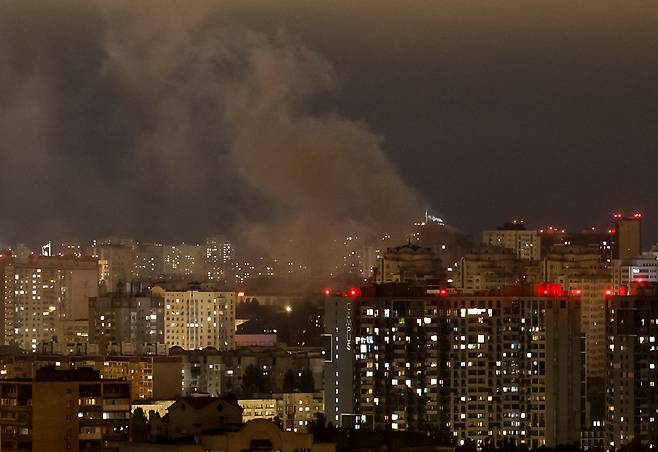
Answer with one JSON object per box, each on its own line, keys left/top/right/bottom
{"left": 102, "top": 399, "right": 130, "bottom": 412}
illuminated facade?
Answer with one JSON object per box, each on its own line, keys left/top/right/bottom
{"left": 482, "top": 224, "right": 541, "bottom": 261}
{"left": 164, "top": 290, "right": 236, "bottom": 350}
{"left": 607, "top": 285, "right": 658, "bottom": 450}
{"left": 324, "top": 288, "right": 583, "bottom": 448}
{"left": 0, "top": 367, "right": 130, "bottom": 451}
{"left": 88, "top": 294, "right": 164, "bottom": 354}
{"left": 1, "top": 256, "right": 98, "bottom": 351}
{"left": 205, "top": 235, "right": 234, "bottom": 281}
{"left": 612, "top": 257, "right": 658, "bottom": 294}
{"left": 162, "top": 244, "right": 205, "bottom": 279}
{"left": 240, "top": 392, "right": 324, "bottom": 432}
{"left": 0, "top": 354, "right": 182, "bottom": 401}
{"left": 456, "top": 246, "right": 524, "bottom": 293}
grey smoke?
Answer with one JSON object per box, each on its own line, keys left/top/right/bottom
{"left": 0, "top": 1, "right": 422, "bottom": 270}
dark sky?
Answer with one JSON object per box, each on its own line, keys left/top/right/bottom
{"left": 0, "top": 0, "right": 656, "bottom": 249}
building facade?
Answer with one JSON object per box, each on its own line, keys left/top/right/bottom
{"left": 0, "top": 367, "right": 130, "bottom": 451}
{"left": 164, "top": 290, "right": 236, "bottom": 350}
{"left": 482, "top": 224, "right": 541, "bottom": 261}
{"left": 607, "top": 285, "right": 658, "bottom": 450}
{"left": 1, "top": 255, "right": 98, "bottom": 351}
{"left": 324, "top": 287, "right": 583, "bottom": 448}
{"left": 88, "top": 294, "right": 165, "bottom": 354}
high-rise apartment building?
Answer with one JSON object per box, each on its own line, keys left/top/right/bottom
{"left": 0, "top": 367, "right": 130, "bottom": 451}
{"left": 162, "top": 244, "right": 205, "bottom": 279}
{"left": 612, "top": 256, "right": 658, "bottom": 294}
{"left": 324, "top": 285, "right": 583, "bottom": 448}
{"left": 164, "top": 290, "right": 236, "bottom": 350}
{"left": 483, "top": 222, "right": 541, "bottom": 261}
{"left": 375, "top": 243, "right": 444, "bottom": 284}
{"left": 0, "top": 255, "right": 98, "bottom": 351}
{"left": 96, "top": 244, "right": 135, "bottom": 294}
{"left": 88, "top": 294, "right": 164, "bottom": 354}
{"left": 613, "top": 213, "right": 642, "bottom": 260}
{"left": 533, "top": 247, "right": 611, "bottom": 381}
{"left": 456, "top": 246, "right": 524, "bottom": 293}
{"left": 607, "top": 284, "right": 658, "bottom": 450}
{"left": 205, "top": 236, "right": 234, "bottom": 281}
{"left": 134, "top": 243, "right": 164, "bottom": 280}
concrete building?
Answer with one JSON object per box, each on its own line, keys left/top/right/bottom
{"left": 170, "top": 346, "right": 323, "bottom": 397}
{"left": 162, "top": 244, "right": 205, "bottom": 279}
{"left": 456, "top": 246, "right": 525, "bottom": 293}
{"left": 239, "top": 392, "right": 324, "bottom": 432}
{"left": 532, "top": 247, "right": 611, "bottom": 380}
{"left": 324, "top": 285, "right": 583, "bottom": 448}
{"left": 205, "top": 235, "right": 233, "bottom": 281}
{"left": 134, "top": 243, "right": 165, "bottom": 281}
{"left": 89, "top": 294, "right": 165, "bottom": 354}
{"left": 613, "top": 213, "right": 642, "bottom": 260}
{"left": 482, "top": 222, "right": 541, "bottom": 261}
{"left": 0, "top": 367, "right": 130, "bottom": 451}
{"left": 96, "top": 244, "right": 136, "bottom": 294}
{"left": 165, "top": 396, "right": 243, "bottom": 440}
{"left": 538, "top": 227, "right": 614, "bottom": 262}
{"left": 239, "top": 398, "right": 277, "bottom": 423}
{"left": 375, "top": 243, "right": 444, "bottom": 284}
{"left": 0, "top": 354, "right": 182, "bottom": 401}
{"left": 1, "top": 255, "right": 98, "bottom": 351}
{"left": 164, "top": 290, "right": 236, "bottom": 350}
{"left": 612, "top": 256, "right": 658, "bottom": 294}
{"left": 607, "top": 284, "right": 658, "bottom": 450}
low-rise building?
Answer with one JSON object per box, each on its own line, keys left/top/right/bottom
{"left": 239, "top": 392, "right": 324, "bottom": 432}
{"left": 165, "top": 396, "right": 243, "bottom": 440}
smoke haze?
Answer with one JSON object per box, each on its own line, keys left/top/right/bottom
{"left": 0, "top": 1, "right": 422, "bottom": 270}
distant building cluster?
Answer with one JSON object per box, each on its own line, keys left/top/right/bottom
{"left": 0, "top": 212, "right": 656, "bottom": 451}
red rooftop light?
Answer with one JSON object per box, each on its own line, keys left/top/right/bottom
{"left": 323, "top": 288, "right": 331, "bottom": 296}
{"left": 347, "top": 288, "right": 361, "bottom": 297}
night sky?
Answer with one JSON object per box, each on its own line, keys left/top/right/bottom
{"left": 0, "top": 0, "right": 656, "bottom": 249}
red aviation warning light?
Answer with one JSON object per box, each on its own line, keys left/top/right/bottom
{"left": 534, "top": 283, "right": 563, "bottom": 297}
{"left": 323, "top": 288, "right": 332, "bottom": 296}
{"left": 347, "top": 288, "right": 361, "bottom": 297}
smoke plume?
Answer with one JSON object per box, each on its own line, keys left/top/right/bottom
{"left": 0, "top": 0, "right": 422, "bottom": 272}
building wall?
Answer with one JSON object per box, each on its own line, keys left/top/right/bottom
{"left": 164, "top": 291, "right": 236, "bottom": 350}
{"left": 482, "top": 230, "right": 541, "bottom": 261}
{"left": 7, "top": 256, "right": 98, "bottom": 351}
{"left": 0, "top": 376, "right": 131, "bottom": 451}
{"left": 325, "top": 294, "right": 583, "bottom": 448}
{"left": 607, "top": 289, "right": 658, "bottom": 449}
{"left": 88, "top": 295, "right": 165, "bottom": 354}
